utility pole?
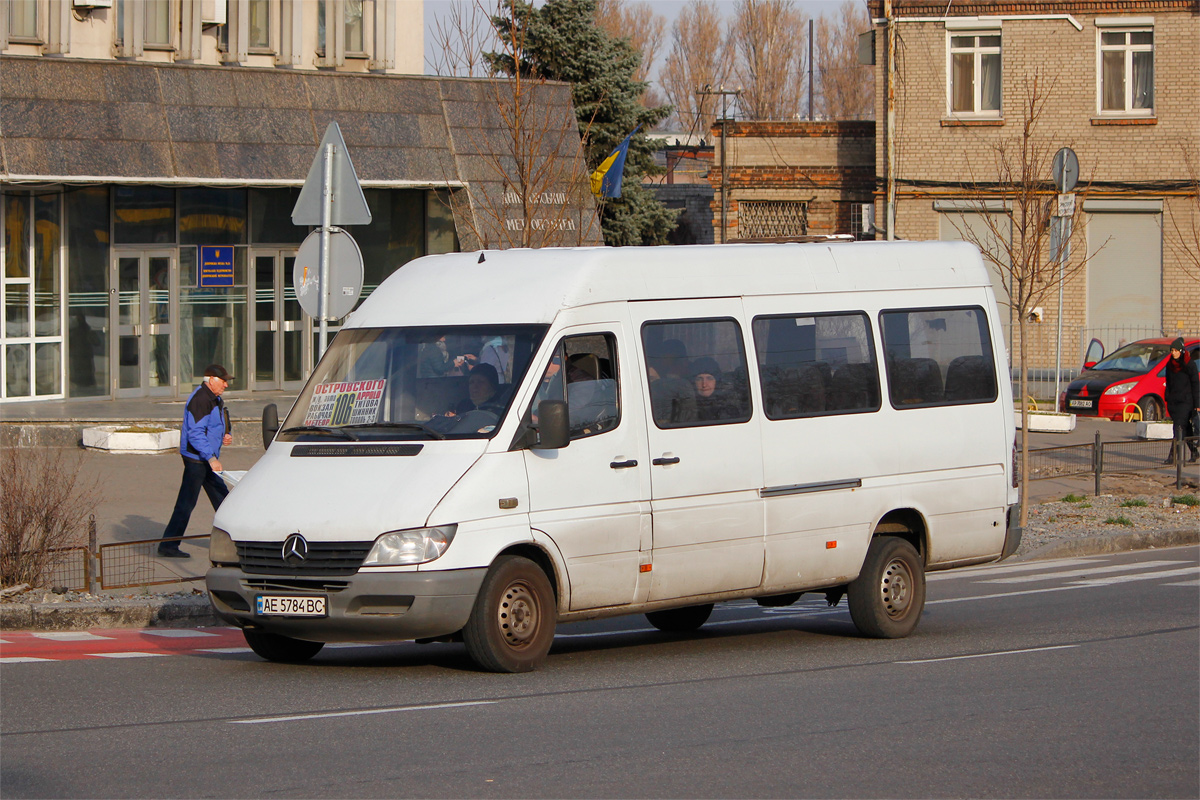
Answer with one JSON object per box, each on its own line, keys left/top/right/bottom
{"left": 698, "top": 85, "right": 741, "bottom": 244}
{"left": 885, "top": 0, "right": 896, "bottom": 240}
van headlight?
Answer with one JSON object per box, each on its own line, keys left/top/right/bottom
{"left": 209, "top": 527, "right": 238, "bottom": 565}
{"left": 1104, "top": 381, "right": 1138, "bottom": 396}
{"left": 363, "top": 525, "right": 457, "bottom": 566}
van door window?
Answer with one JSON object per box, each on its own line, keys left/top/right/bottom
{"left": 752, "top": 312, "right": 880, "bottom": 417}
{"left": 880, "top": 306, "right": 998, "bottom": 407}
{"left": 531, "top": 334, "right": 620, "bottom": 439}
{"left": 641, "top": 319, "right": 752, "bottom": 427}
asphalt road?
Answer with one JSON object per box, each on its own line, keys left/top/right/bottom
{"left": 2, "top": 547, "right": 1197, "bottom": 799}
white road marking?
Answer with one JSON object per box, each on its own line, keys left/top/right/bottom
{"left": 140, "top": 630, "right": 221, "bottom": 638}
{"left": 31, "top": 632, "right": 114, "bottom": 642}
{"left": 230, "top": 700, "right": 498, "bottom": 725}
{"left": 90, "top": 651, "right": 169, "bottom": 659}
{"left": 897, "top": 644, "right": 1079, "bottom": 664}
{"left": 930, "top": 566, "right": 1200, "bottom": 604}
{"left": 982, "top": 560, "right": 1187, "bottom": 584}
{"left": 198, "top": 647, "right": 255, "bottom": 654}
{"left": 1162, "top": 580, "right": 1200, "bottom": 587}
{"left": 0, "top": 657, "right": 55, "bottom": 663}
{"left": 1072, "top": 566, "right": 1200, "bottom": 586}
{"left": 928, "top": 558, "right": 1094, "bottom": 581}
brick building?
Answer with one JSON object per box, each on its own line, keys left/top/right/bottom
{"left": 708, "top": 121, "right": 877, "bottom": 244}
{"left": 867, "top": 0, "right": 1200, "bottom": 386}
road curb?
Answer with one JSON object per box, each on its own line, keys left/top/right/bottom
{"left": 0, "top": 595, "right": 221, "bottom": 632}
{"left": 1013, "top": 527, "right": 1199, "bottom": 562}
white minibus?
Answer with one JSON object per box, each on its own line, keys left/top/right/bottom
{"left": 206, "top": 241, "right": 1020, "bottom": 672}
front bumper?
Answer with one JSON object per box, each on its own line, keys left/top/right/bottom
{"left": 206, "top": 567, "right": 487, "bottom": 643}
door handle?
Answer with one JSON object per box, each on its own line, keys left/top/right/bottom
{"left": 610, "top": 459, "right": 639, "bottom": 469}
{"left": 652, "top": 456, "right": 681, "bottom": 466}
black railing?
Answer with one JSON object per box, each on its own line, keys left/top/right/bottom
{"left": 1025, "top": 431, "right": 1198, "bottom": 493}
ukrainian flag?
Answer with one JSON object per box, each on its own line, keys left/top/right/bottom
{"left": 589, "top": 125, "right": 641, "bottom": 199}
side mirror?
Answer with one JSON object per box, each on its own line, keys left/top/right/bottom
{"left": 262, "top": 403, "right": 279, "bottom": 450}
{"left": 531, "top": 400, "right": 569, "bottom": 450}
{"left": 1082, "top": 362, "right": 1096, "bottom": 370}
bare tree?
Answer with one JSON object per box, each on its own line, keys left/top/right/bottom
{"left": 660, "top": 0, "right": 734, "bottom": 133}
{"left": 730, "top": 0, "right": 808, "bottom": 120}
{"left": 427, "top": 0, "right": 600, "bottom": 249}
{"left": 813, "top": 1, "right": 873, "bottom": 120}
{"left": 950, "top": 72, "right": 1096, "bottom": 528}
{"left": 594, "top": 0, "right": 666, "bottom": 103}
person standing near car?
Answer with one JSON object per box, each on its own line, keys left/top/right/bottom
{"left": 1164, "top": 338, "right": 1200, "bottom": 464}
{"left": 159, "top": 364, "right": 234, "bottom": 557}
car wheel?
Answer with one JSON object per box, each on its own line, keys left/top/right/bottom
{"left": 847, "top": 536, "right": 925, "bottom": 639}
{"left": 1138, "top": 396, "right": 1162, "bottom": 422}
{"left": 243, "top": 629, "right": 324, "bottom": 663}
{"left": 645, "top": 603, "right": 714, "bottom": 632}
{"left": 463, "top": 555, "right": 556, "bottom": 673}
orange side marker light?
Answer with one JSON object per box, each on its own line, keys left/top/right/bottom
{"left": 639, "top": 564, "right": 652, "bottom": 573}
{"left": 826, "top": 541, "right": 837, "bottom": 549}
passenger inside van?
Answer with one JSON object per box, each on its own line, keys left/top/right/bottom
{"left": 691, "top": 357, "right": 739, "bottom": 421}
{"left": 648, "top": 339, "right": 696, "bottom": 424}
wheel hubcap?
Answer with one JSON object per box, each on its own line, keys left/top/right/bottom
{"left": 880, "top": 557, "right": 913, "bottom": 619}
{"left": 498, "top": 581, "right": 538, "bottom": 648}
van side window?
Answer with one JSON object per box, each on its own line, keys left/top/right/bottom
{"left": 642, "top": 319, "right": 752, "bottom": 428}
{"left": 752, "top": 312, "right": 881, "bottom": 418}
{"left": 880, "top": 306, "right": 998, "bottom": 408}
{"left": 531, "top": 334, "right": 620, "bottom": 439}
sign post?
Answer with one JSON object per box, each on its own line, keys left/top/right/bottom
{"left": 1051, "top": 147, "right": 1080, "bottom": 406}
{"left": 292, "top": 122, "right": 372, "bottom": 358}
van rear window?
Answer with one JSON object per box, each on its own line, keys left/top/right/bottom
{"left": 880, "top": 307, "right": 997, "bottom": 408}
{"left": 752, "top": 312, "right": 881, "bottom": 418}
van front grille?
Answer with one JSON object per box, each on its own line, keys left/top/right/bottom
{"left": 237, "top": 541, "right": 373, "bottom": 576}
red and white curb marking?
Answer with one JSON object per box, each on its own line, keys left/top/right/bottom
{"left": 0, "top": 628, "right": 252, "bottom": 663}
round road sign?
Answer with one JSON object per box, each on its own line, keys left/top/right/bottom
{"left": 1052, "top": 147, "right": 1079, "bottom": 193}
{"left": 293, "top": 228, "right": 364, "bottom": 320}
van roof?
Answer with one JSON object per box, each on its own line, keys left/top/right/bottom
{"left": 348, "top": 241, "right": 993, "bottom": 328}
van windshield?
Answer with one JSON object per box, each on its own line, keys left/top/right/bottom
{"left": 279, "top": 325, "right": 548, "bottom": 441}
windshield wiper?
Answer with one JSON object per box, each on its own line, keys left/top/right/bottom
{"left": 341, "top": 422, "right": 447, "bottom": 440}
{"left": 279, "top": 425, "right": 357, "bottom": 440}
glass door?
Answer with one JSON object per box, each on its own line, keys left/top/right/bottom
{"left": 111, "top": 250, "right": 175, "bottom": 398}
{"left": 250, "top": 250, "right": 307, "bottom": 391}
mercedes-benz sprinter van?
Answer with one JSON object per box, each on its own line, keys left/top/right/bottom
{"left": 206, "top": 241, "right": 1020, "bottom": 672}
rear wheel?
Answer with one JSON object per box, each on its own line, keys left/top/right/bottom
{"left": 463, "top": 556, "right": 556, "bottom": 673}
{"left": 1138, "top": 395, "right": 1162, "bottom": 422}
{"left": 847, "top": 536, "right": 925, "bottom": 639}
{"left": 645, "top": 603, "right": 714, "bottom": 632}
{"left": 243, "top": 629, "right": 324, "bottom": 663}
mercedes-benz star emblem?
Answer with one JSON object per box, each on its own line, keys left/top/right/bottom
{"left": 282, "top": 533, "right": 309, "bottom": 566}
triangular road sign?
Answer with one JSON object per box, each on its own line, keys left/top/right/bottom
{"left": 292, "top": 121, "right": 372, "bottom": 226}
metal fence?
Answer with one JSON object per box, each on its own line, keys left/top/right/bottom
{"left": 1024, "top": 432, "right": 1198, "bottom": 494}
{"left": 33, "top": 534, "right": 209, "bottom": 592}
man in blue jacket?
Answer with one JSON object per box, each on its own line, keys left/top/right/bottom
{"left": 158, "top": 364, "right": 234, "bottom": 558}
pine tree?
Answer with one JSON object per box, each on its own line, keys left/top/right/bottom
{"left": 487, "top": 0, "right": 679, "bottom": 246}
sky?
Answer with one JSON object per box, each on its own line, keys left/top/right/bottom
{"left": 422, "top": 0, "right": 862, "bottom": 78}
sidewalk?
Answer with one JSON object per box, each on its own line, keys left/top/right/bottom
{"left": 0, "top": 399, "right": 1196, "bottom": 631}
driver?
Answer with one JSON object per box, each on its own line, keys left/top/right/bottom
{"left": 453, "top": 363, "right": 502, "bottom": 415}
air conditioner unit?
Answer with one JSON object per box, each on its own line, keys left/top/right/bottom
{"left": 201, "top": 0, "right": 227, "bottom": 25}
{"left": 74, "top": 0, "right": 114, "bottom": 8}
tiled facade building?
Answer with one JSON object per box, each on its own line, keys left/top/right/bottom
{"left": 1, "top": 1, "right": 598, "bottom": 403}
{"left": 868, "top": 0, "right": 1199, "bottom": 378}
{"left": 709, "top": 121, "right": 877, "bottom": 244}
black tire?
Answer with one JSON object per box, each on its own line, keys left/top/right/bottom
{"left": 1138, "top": 396, "right": 1162, "bottom": 422}
{"left": 463, "top": 555, "right": 556, "bottom": 673}
{"left": 243, "top": 629, "right": 325, "bottom": 663}
{"left": 847, "top": 536, "right": 925, "bottom": 639}
{"left": 645, "top": 603, "right": 714, "bottom": 632}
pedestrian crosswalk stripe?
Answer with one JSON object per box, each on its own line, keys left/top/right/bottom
{"left": 929, "top": 558, "right": 1094, "bottom": 581}
{"left": 31, "top": 632, "right": 115, "bottom": 641}
{"left": 0, "top": 656, "right": 55, "bottom": 663}
{"left": 983, "top": 560, "right": 1188, "bottom": 584}
{"left": 141, "top": 630, "right": 221, "bottom": 638}
{"left": 90, "top": 651, "right": 170, "bottom": 658}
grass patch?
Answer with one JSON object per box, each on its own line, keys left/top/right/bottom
{"left": 1171, "top": 494, "right": 1199, "bottom": 507}
{"left": 1062, "top": 493, "right": 1085, "bottom": 503}
{"left": 1079, "top": 502, "right": 1092, "bottom": 509}
{"left": 114, "top": 425, "right": 169, "bottom": 434}
{"left": 1104, "top": 516, "right": 1134, "bottom": 526}
{"left": 1120, "top": 499, "right": 1148, "bottom": 508}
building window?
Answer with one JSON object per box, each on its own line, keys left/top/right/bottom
{"left": 738, "top": 201, "right": 807, "bottom": 240}
{"left": 7, "top": 0, "right": 39, "bottom": 39}
{"left": 144, "top": 0, "right": 172, "bottom": 47}
{"left": 248, "top": 0, "right": 271, "bottom": 50}
{"left": 949, "top": 33, "right": 1001, "bottom": 115}
{"left": 2, "top": 192, "right": 64, "bottom": 400}
{"left": 1099, "top": 29, "right": 1153, "bottom": 114}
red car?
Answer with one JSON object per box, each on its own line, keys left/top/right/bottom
{"left": 1059, "top": 336, "right": 1200, "bottom": 421}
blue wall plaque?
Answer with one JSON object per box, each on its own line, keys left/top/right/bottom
{"left": 199, "top": 246, "right": 234, "bottom": 287}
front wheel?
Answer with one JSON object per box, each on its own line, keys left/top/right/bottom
{"left": 1138, "top": 395, "right": 1162, "bottom": 422}
{"left": 847, "top": 536, "right": 925, "bottom": 639}
{"left": 243, "top": 629, "right": 324, "bottom": 663}
{"left": 463, "top": 556, "right": 556, "bottom": 673}
{"left": 645, "top": 603, "right": 714, "bottom": 632}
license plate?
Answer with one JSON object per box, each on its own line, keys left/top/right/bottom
{"left": 1068, "top": 399, "right": 1093, "bottom": 409}
{"left": 256, "top": 595, "right": 327, "bottom": 617}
